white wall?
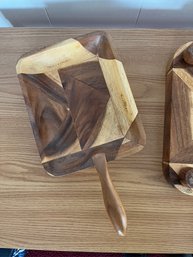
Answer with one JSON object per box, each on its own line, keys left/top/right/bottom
{"left": 0, "top": 0, "right": 193, "bottom": 28}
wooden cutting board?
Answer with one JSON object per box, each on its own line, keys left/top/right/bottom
{"left": 16, "top": 31, "right": 145, "bottom": 176}
{"left": 163, "top": 42, "right": 193, "bottom": 195}
{"left": 16, "top": 31, "right": 146, "bottom": 235}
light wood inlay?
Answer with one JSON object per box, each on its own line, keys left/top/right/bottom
{"left": 99, "top": 58, "right": 138, "bottom": 135}
{"left": 45, "top": 70, "right": 63, "bottom": 88}
{"left": 92, "top": 99, "right": 124, "bottom": 147}
{"left": 173, "top": 41, "right": 193, "bottom": 59}
{"left": 173, "top": 68, "right": 193, "bottom": 91}
{"left": 16, "top": 38, "right": 97, "bottom": 74}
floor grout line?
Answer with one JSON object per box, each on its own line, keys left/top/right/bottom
{"left": 44, "top": 8, "right": 52, "bottom": 26}
{"left": 135, "top": 7, "right": 142, "bottom": 26}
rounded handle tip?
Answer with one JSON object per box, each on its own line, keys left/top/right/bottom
{"left": 117, "top": 217, "right": 127, "bottom": 237}
{"left": 118, "top": 229, "right": 126, "bottom": 237}
{"left": 107, "top": 202, "right": 127, "bottom": 236}
{"left": 92, "top": 153, "right": 127, "bottom": 236}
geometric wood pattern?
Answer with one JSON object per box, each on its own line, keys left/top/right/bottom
{"left": 3, "top": 28, "right": 193, "bottom": 252}
{"left": 16, "top": 31, "right": 146, "bottom": 236}
{"left": 163, "top": 41, "right": 193, "bottom": 195}
{"left": 17, "top": 31, "right": 146, "bottom": 176}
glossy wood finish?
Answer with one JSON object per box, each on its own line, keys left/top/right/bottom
{"left": 17, "top": 31, "right": 145, "bottom": 177}
{"left": 16, "top": 31, "right": 145, "bottom": 235}
{"left": 3, "top": 28, "right": 193, "bottom": 252}
{"left": 163, "top": 41, "right": 193, "bottom": 195}
{"left": 92, "top": 153, "right": 127, "bottom": 236}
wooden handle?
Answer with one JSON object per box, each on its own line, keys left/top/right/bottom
{"left": 92, "top": 153, "right": 127, "bottom": 236}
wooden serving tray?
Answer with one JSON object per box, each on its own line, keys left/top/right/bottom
{"left": 16, "top": 31, "right": 145, "bottom": 235}
{"left": 163, "top": 42, "right": 193, "bottom": 195}
{"left": 17, "top": 31, "right": 145, "bottom": 176}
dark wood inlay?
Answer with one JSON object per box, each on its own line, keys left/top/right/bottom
{"left": 19, "top": 73, "right": 78, "bottom": 158}
{"left": 59, "top": 62, "right": 110, "bottom": 149}
{"left": 76, "top": 31, "right": 116, "bottom": 59}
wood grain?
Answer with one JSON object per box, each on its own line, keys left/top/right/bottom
{"left": 163, "top": 41, "right": 193, "bottom": 195}
{"left": 17, "top": 32, "right": 144, "bottom": 236}
{"left": 92, "top": 153, "right": 127, "bottom": 236}
{"left": 2, "top": 28, "right": 193, "bottom": 253}
{"left": 59, "top": 61, "right": 110, "bottom": 150}
{"left": 16, "top": 31, "right": 144, "bottom": 178}
{"left": 16, "top": 38, "right": 97, "bottom": 74}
